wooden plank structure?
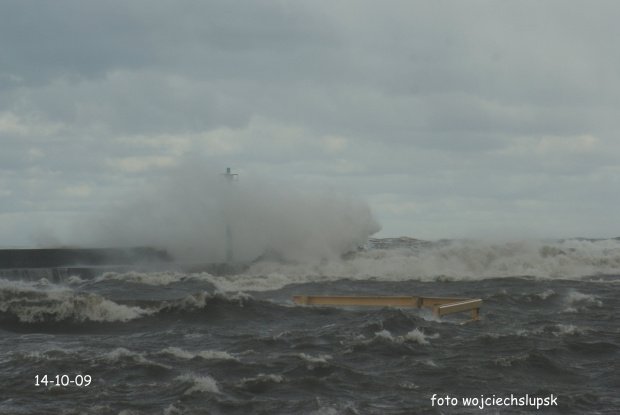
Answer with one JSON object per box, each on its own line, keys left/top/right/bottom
{"left": 293, "top": 295, "right": 482, "bottom": 320}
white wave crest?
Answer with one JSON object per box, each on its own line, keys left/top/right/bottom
{"left": 97, "top": 271, "right": 212, "bottom": 286}
{"left": 298, "top": 353, "right": 332, "bottom": 370}
{"left": 0, "top": 285, "right": 151, "bottom": 323}
{"left": 176, "top": 291, "right": 210, "bottom": 309}
{"left": 36, "top": 238, "right": 618, "bottom": 295}
{"left": 66, "top": 275, "right": 85, "bottom": 285}
{"left": 566, "top": 291, "right": 602, "bottom": 307}
{"left": 563, "top": 291, "right": 603, "bottom": 313}
{"left": 203, "top": 238, "right": 620, "bottom": 292}
{"left": 553, "top": 324, "right": 584, "bottom": 336}
{"left": 160, "top": 347, "right": 236, "bottom": 361}
{"left": 298, "top": 353, "right": 332, "bottom": 364}
{"left": 239, "top": 373, "right": 285, "bottom": 386}
{"left": 156, "top": 291, "right": 211, "bottom": 313}
{"left": 160, "top": 347, "right": 195, "bottom": 360}
{"left": 374, "top": 329, "right": 435, "bottom": 345}
{"left": 163, "top": 404, "right": 182, "bottom": 415}
{"left": 176, "top": 373, "right": 220, "bottom": 395}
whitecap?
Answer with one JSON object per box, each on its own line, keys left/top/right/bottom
{"left": 298, "top": 353, "right": 332, "bottom": 364}
{"left": 566, "top": 291, "right": 602, "bottom": 307}
{"left": 239, "top": 373, "right": 285, "bottom": 386}
{"left": 97, "top": 271, "right": 213, "bottom": 286}
{"left": 374, "top": 329, "right": 434, "bottom": 344}
{"left": 0, "top": 286, "right": 151, "bottom": 323}
{"left": 159, "top": 347, "right": 237, "bottom": 361}
{"left": 176, "top": 373, "right": 220, "bottom": 395}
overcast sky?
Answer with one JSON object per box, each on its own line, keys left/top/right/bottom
{"left": 2, "top": 0, "right": 620, "bottom": 248}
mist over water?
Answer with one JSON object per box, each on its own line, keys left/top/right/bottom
{"left": 76, "top": 164, "right": 381, "bottom": 262}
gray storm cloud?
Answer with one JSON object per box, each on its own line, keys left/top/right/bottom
{"left": 3, "top": 1, "right": 620, "bottom": 245}
{"left": 78, "top": 164, "right": 381, "bottom": 262}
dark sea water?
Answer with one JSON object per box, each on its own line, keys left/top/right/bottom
{"left": 1, "top": 238, "right": 619, "bottom": 414}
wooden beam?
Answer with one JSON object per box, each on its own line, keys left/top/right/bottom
{"left": 433, "top": 299, "right": 483, "bottom": 317}
{"left": 293, "top": 295, "right": 483, "bottom": 321}
{"left": 293, "top": 295, "right": 417, "bottom": 307}
{"left": 417, "top": 297, "right": 470, "bottom": 307}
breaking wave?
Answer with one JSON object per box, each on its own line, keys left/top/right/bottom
{"left": 159, "top": 347, "right": 237, "bottom": 361}
{"left": 0, "top": 281, "right": 256, "bottom": 326}
{"left": 175, "top": 373, "right": 220, "bottom": 395}
{"left": 373, "top": 329, "right": 437, "bottom": 345}
{"left": 0, "top": 283, "right": 150, "bottom": 323}
{"left": 7, "top": 238, "right": 615, "bottom": 295}
{"left": 210, "top": 238, "right": 620, "bottom": 291}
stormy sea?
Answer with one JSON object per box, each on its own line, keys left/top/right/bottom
{"left": 1, "top": 237, "right": 618, "bottom": 414}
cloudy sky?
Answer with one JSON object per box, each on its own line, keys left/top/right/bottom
{"left": 2, "top": 0, "right": 620, "bottom": 249}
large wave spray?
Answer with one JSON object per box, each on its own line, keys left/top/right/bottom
{"left": 76, "top": 163, "right": 381, "bottom": 262}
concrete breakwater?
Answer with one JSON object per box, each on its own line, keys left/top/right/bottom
{"left": 0, "top": 248, "right": 250, "bottom": 281}
{"left": 0, "top": 247, "right": 172, "bottom": 269}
